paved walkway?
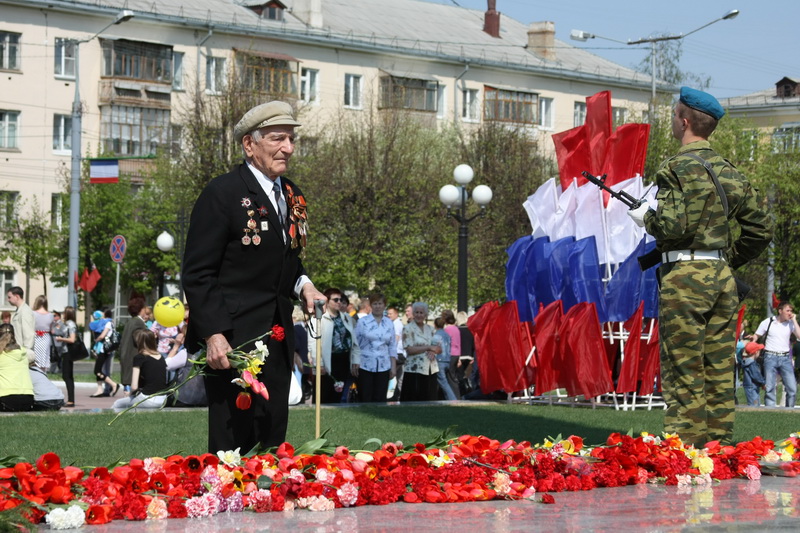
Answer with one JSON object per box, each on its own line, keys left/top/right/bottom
{"left": 35, "top": 475, "right": 799, "bottom": 531}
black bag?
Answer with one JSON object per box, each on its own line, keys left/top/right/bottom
{"left": 103, "top": 328, "right": 121, "bottom": 353}
{"left": 68, "top": 338, "right": 89, "bottom": 360}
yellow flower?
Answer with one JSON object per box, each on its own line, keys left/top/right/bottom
{"left": 245, "top": 357, "right": 263, "bottom": 376}
{"left": 693, "top": 456, "right": 714, "bottom": 475}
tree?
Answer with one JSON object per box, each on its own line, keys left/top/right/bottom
{"left": 0, "top": 197, "right": 66, "bottom": 299}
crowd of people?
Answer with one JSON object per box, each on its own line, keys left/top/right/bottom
{"left": 299, "top": 291, "right": 475, "bottom": 404}
{"left": 0, "top": 287, "right": 205, "bottom": 413}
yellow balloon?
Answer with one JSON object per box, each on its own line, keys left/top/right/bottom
{"left": 153, "top": 296, "right": 185, "bottom": 328}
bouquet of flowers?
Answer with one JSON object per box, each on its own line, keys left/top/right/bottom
{"left": 109, "top": 326, "right": 285, "bottom": 424}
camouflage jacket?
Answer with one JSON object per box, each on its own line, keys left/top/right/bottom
{"left": 644, "top": 140, "right": 772, "bottom": 269}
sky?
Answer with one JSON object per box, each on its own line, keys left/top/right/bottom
{"left": 426, "top": 0, "right": 798, "bottom": 97}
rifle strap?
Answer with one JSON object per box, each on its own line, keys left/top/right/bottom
{"left": 684, "top": 153, "right": 729, "bottom": 217}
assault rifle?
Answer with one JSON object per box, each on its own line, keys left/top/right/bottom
{"left": 580, "top": 171, "right": 643, "bottom": 209}
{"left": 581, "top": 170, "right": 660, "bottom": 270}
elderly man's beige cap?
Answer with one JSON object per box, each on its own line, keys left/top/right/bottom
{"left": 233, "top": 101, "right": 301, "bottom": 144}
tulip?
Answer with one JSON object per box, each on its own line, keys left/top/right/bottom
{"left": 236, "top": 392, "right": 252, "bottom": 410}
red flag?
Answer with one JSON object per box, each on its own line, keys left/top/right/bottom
{"left": 78, "top": 268, "right": 90, "bottom": 291}
{"left": 586, "top": 91, "right": 612, "bottom": 174}
{"left": 600, "top": 123, "right": 651, "bottom": 194}
{"left": 469, "top": 301, "right": 532, "bottom": 394}
{"left": 616, "top": 302, "right": 644, "bottom": 393}
{"left": 638, "top": 322, "right": 661, "bottom": 396}
{"left": 558, "top": 303, "right": 614, "bottom": 399}
{"left": 73, "top": 270, "right": 80, "bottom": 290}
{"left": 553, "top": 126, "right": 591, "bottom": 191}
{"left": 735, "top": 305, "right": 747, "bottom": 341}
{"left": 85, "top": 268, "right": 102, "bottom": 293}
{"left": 533, "top": 300, "right": 563, "bottom": 395}
{"left": 772, "top": 293, "right": 780, "bottom": 309}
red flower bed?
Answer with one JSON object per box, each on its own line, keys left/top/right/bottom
{"left": 2, "top": 432, "right": 799, "bottom": 528}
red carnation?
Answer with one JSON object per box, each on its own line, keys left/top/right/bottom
{"left": 540, "top": 494, "right": 555, "bottom": 504}
{"left": 271, "top": 325, "right": 285, "bottom": 342}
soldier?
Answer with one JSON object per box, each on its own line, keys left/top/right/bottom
{"left": 628, "top": 87, "right": 772, "bottom": 446}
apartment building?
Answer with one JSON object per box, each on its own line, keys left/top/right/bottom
{"left": 0, "top": 0, "right": 661, "bottom": 309}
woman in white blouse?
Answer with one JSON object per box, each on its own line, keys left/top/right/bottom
{"left": 401, "top": 302, "right": 441, "bottom": 402}
{"left": 354, "top": 293, "right": 396, "bottom": 402}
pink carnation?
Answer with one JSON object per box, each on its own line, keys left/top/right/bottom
{"left": 185, "top": 493, "right": 221, "bottom": 518}
{"left": 297, "top": 495, "right": 335, "bottom": 512}
{"left": 336, "top": 482, "right": 359, "bottom": 507}
{"left": 744, "top": 464, "right": 762, "bottom": 480}
{"left": 315, "top": 468, "right": 333, "bottom": 483}
{"left": 248, "top": 489, "right": 273, "bottom": 513}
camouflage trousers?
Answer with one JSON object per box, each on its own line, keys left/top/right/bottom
{"left": 658, "top": 259, "right": 738, "bottom": 447}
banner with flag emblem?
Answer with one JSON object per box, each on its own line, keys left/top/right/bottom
{"left": 89, "top": 159, "right": 119, "bottom": 183}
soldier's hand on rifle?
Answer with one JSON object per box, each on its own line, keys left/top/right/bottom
{"left": 627, "top": 203, "right": 651, "bottom": 228}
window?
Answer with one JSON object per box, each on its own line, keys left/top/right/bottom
{"left": 100, "top": 105, "right": 171, "bottom": 156}
{"left": 236, "top": 52, "right": 296, "bottom": 96}
{"left": 539, "top": 97, "right": 554, "bottom": 129}
{"left": 54, "top": 38, "right": 76, "bottom": 78}
{"left": 51, "top": 194, "right": 64, "bottom": 229}
{"left": 52, "top": 114, "right": 72, "bottom": 153}
{"left": 462, "top": 89, "right": 479, "bottom": 121}
{"left": 172, "top": 52, "right": 184, "bottom": 90}
{"left": 0, "top": 191, "right": 18, "bottom": 229}
{"left": 612, "top": 106, "right": 627, "bottom": 126}
{"left": 344, "top": 74, "right": 361, "bottom": 109}
{"left": 379, "top": 75, "right": 438, "bottom": 112}
{"left": 206, "top": 56, "right": 227, "bottom": 94}
{"left": 0, "top": 270, "right": 14, "bottom": 300}
{"left": 0, "top": 110, "right": 19, "bottom": 149}
{"left": 573, "top": 102, "right": 587, "bottom": 127}
{"left": 266, "top": 5, "right": 284, "bottom": 21}
{"left": 0, "top": 31, "right": 20, "bottom": 70}
{"left": 301, "top": 68, "right": 319, "bottom": 104}
{"left": 436, "top": 85, "right": 446, "bottom": 119}
{"left": 773, "top": 123, "right": 800, "bottom": 154}
{"left": 484, "top": 87, "right": 537, "bottom": 124}
{"left": 102, "top": 39, "right": 173, "bottom": 83}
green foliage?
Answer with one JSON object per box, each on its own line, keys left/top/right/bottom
{"left": 0, "top": 197, "right": 66, "bottom": 297}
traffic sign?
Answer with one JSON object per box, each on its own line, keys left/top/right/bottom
{"left": 110, "top": 235, "right": 127, "bottom": 263}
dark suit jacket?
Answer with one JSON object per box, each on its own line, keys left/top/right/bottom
{"left": 182, "top": 163, "right": 305, "bottom": 363}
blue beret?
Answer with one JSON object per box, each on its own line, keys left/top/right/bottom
{"left": 679, "top": 87, "right": 725, "bottom": 120}
{"left": 92, "top": 310, "right": 103, "bottom": 319}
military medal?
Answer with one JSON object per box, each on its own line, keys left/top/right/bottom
{"left": 261, "top": 220, "right": 268, "bottom": 231}
{"left": 252, "top": 234, "right": 261, "bottom": 246}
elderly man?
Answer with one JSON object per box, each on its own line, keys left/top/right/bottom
{"left": 628, "top": 87, "right": 772, "bottom": 446}
{"left": 183, "top": 101, "right": 325, "bottom": 453}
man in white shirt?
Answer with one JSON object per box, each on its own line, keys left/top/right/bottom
{"left": 752, "top": 301, "right": 799, "bottom": 407}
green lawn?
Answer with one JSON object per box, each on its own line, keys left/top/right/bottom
{"left": 1, "top": 403, "right": 797, "bottom": 468}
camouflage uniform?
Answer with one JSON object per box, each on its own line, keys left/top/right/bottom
{"left": 643, "top": 140, "right": 771, "bottom": 446}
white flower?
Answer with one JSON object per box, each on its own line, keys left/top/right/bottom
{"left": 45, "top": 505, "right": 85, "bottom": 529}
{"left": 231, "top": 377, "right": 246, "bottom": 388}
{"left": 217, "top": 447, "right": 242, "bottom": 467}
{"left": 254, "top": 340, "right": 270, "bottom": 361}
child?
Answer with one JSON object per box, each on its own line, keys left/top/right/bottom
{"left": 112, "top": 329, "right": 168, "bottom": 410}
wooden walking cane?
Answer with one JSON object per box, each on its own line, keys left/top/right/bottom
{"left": 314, "top": 299, "right": 325, "bottom": 439}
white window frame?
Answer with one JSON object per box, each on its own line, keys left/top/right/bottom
{"left": 0, "top": 270, "right": 15, "bottom": 301}
{"left": 0, "top": 110, "right": 19, "bottom": 149}
{"left": 574, "top": 102, "right": 587, "bottom": 127}
{"left": 53, "top": 114, "right": 72, "bottom": 154}
{"left": 0, "top": 31, "right": 21, "bottom": 71}
{"left": 612, "top": 106, "right": 627, "bottom": 126}
{"left": 539, "top": 97, "right": 554, "bottom": 129}
{"left": 51, "top": 194, "right": 64, "bottom": 229}
{"left": 436, "top": 84, "right": 446, "bottom": 119}
{"left": 462, "top": 88, "right": 479, "bottom": 122}
{"left": 172, "top": 51, "right": 184, "bottom": 90}
{"left": 300, "top": 68, "right": 319, "bottom": 104}
{"left": 206, "top": 56, "right": 227, "bottom": 95}
{"left": 54, "top": 37, "right": 76, "bottom": 78}
{"left": 344, "top": 73, "right": 362, "bottom": 109}
{"left": 0, "top": 191, "right": 18, "bottom": 229}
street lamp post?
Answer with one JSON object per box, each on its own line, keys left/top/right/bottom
{"left": 68, "top": 10, "right": 134, "bottom": 309}
{"left": 439, "top": 164, "right": 492, "bottom": 313}
{"left": 155, "top": 207, "right": 189, "bottom": 300}
{"left": 570, "top": 9, "right": 739, "bottom": 119}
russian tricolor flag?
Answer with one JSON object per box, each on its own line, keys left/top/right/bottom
{"left": 89, "top": 159, "right": 119, "bottom": 183}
